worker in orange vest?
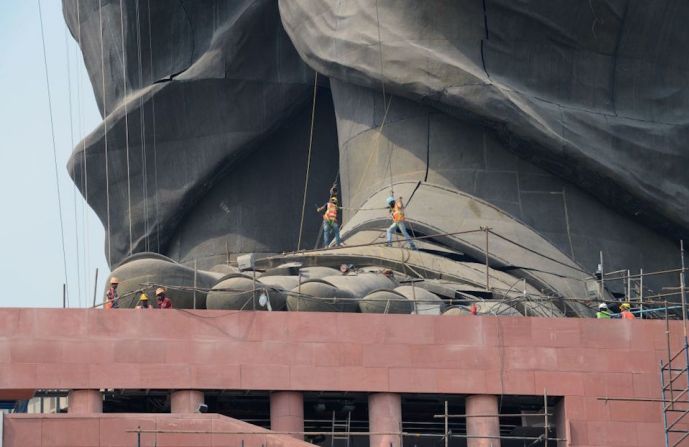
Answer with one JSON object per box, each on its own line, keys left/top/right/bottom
{"left": 620, "top": 302, "right": 636, "bottom": 319}
{"left": 386, "top": 195, "right": 417, "bottom": 250}
{"left": 155, "top": 288, "right": 173, "bottom": 309}
{"left": 317, "top": 196, "right": 342, "bottom": 247}
{"left": 104, "top": 277, "right": 120, "bottom": 309}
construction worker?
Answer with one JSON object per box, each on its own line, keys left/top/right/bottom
{"left": 104, "top": 277, "right": 120, "bottom": 309}
{"left": 596, "top": 303, "right": 612, "bottom": 319}
{"left": 620, "top": 302, "right": 636, "bottom": 319}
{"left": 155, "top": 288, "right": 173, "bottom": 309}
{"left": 135, "top": 292, "right": 153, "bottom": 309}
{"left": 317, "top": 196, "right": 342, "bottom": 247}
{"left": 386, "top": 195, "right": 417, "bottom": 250}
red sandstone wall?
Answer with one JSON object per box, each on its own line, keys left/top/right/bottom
{"left": 4, "top": 413, "right": 314, "bottom": 447}
{"left": 0, "top": 309, "right": 681, "bottom": 446}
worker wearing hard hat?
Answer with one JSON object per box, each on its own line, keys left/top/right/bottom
{"left": 385, "top": 195, "right": 417, "bottom": 250}
{"left": 317, "top": 195, "right": 342, "bottom": 247}
{"left": 596, "top": 303, "right": 611, "bottom": 319}
{"left": 620, "top": 302, "right": 636, "bottom": 319}
{"left": 104, "top": 277, "right": 120, "bottom": 310}
{"left": 135, "top": 292, "right": 153, "bottom": 309}
{"left": 155, "top": 287, "right": 173, "bottom": 309}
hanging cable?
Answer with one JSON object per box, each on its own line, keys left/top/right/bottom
{"left": 135, "top": 0, "right": 149, "bottom": 252}
{"left": 374, "top": 0, "right": 395, "bottom": 194}
{"left": 374, "top": 0, "right": 387, "bottom": 108}
{"left": 64, "top": 24, "right": 81, "bottom": 307}
{"left": 76, "top": 0, "right": 91, "bottom": 303}
{"left": 146, "top": 0, "right": 160, "bottom": 253}
{"left": 37, "top": 0, "right": 70, "bottom": 303}
{"left": 98, "top": 0, "right": 112, "bottom": 266}
{"left": 119, "top": 0, "right": 134, "bottom": 256}
{"left": 348, "top": 2, "right": 394, "bottom": 205}
{"left": 296, "top": 71, "right": 319, "bottom": 251}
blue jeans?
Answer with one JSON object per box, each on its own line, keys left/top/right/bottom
{"left": 323, "top": 220, "right": 342, "bottom": 247}
{"left": 386, "top": 221, "right": 417, "bottom": 250}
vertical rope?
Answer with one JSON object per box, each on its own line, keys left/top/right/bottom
{"left": 135, "top": 0, "right": 149, "bottom": 252}
{"left": 37, "top": 0, "right": 69, "bottom": 302}
{"left": 98, "top": 0, "right": 112, "bottom": 266}
{"left": 146, "top": 0, "right": 160, "bottom": 252}
{"left": 119, "top": 0, "right": 134, "bottom": 256}
{"left": 76, "top": 0, "right": 91, "bottom": 302}
{"left": 374, "top": 0, "right": 387, "bottom": 101}
{"left": 374, "top": 0, "right": 395, "bottom": 194}
{"left": 65, "top": 24, "right": 81, "bottom": 307}
{"left": 348, "top": 1, "right": 394, "bottom": 205}
{"left": 296, "top": 72, "right": 319, "bottom": 251}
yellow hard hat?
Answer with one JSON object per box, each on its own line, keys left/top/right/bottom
{"left": 139, "top": 293, "right": 149, "bottom": 301}
{"left": 155, "top": 287, "right": 165, "bottom": 296}
{"left": 110, "top": 277, "right": 119, "bottom": 284}
{"left": 620, "top": 303, "right": 631, "bottom": 309}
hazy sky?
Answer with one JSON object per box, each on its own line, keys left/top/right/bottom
{"left": 0, "top": 1, "right": 108, "bottom": 307}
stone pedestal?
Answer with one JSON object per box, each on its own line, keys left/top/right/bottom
{"left": 368, "top": 393, "right": 402, "bottom": 447}
{"left": 68, "top": 389, "right": 102, "bottom": 414}
{"left": 466, "top": 395, "right": 500, "bottom": 447}
{"left": 270, "top": 391, "right": 304, "bottom": 440}
{"left": 170, "top": 390, "right": 204, "bottom": 413}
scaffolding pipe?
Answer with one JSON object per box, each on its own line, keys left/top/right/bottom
{"left": 544, "top": 389, "right": 549, "bottom": 447}
{"left": 597, "top": 267, "right": 687, "bottom": 280}
{"left": 92, "top": 268, "right": 99, "bottom": 307}
{"left": 192, "top": 259, "right": 197, "bottom": 310}
{"left": 597, "top": 396, "right": 678, "bottom": 403}
{"left": 483, "top": 227, "right": 490, "bottom": 291}
{"left": 443, "top": 401, "right": 448, "bottom": 447}
{"left": 433, "top": 413, "right": 552, "bottom": 419}
{"left": 683, "top": 337, "right": 689, "bottom": 440}
{"left": 640, "top": 268, "right": 644, "bottom": 319}
{"left": 252, "top": 268, "right": 257, "bottom": 311}
{"left": 681, "top": 240, "right": 687, "bottom": 337}
{"left": 127, "top": 429, "right": 566, "bottom": 442}
{"left": 667, "top": 300, "right": 675, "bottom": 410}
{"left": 599, "top": 251, "right": 605, "bottom": 298}
{"left": 662, "top": 360, "right": 671, "bottom": 447}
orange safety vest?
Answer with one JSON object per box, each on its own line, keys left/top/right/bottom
{"left": 105, "top": 287, "right": 117, "bottom": 309}
{"left": 323, "top": 202, "right": 338, "bottom": 222}
{"left": 392, "top": 203, "right": 405, "bottom": 222}
{"left": 621, "top": 310, "right": 635, "bottom": 320}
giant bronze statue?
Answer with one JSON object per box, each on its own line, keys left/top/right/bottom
{"left": 63, "top": 0, "right": 689, "bottom": 316}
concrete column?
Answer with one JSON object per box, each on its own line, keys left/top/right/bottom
{"left": 67, "top": 389, "right": 102, "bottom": 414}
{"left": 466, "top": 395, "right": 500, "bottom": 447}
{"left": 270, "top": 391, "right": 304, "bottom": 440}
{"left": 368, "top": 393, "right": 402, "bottom": 447}
{"left": 171, "top": 390, "right": 205, "bottom": 413}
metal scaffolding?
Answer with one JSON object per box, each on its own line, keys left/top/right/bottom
{"left": 661, "top": 253, "right": 689, "bottom": 447}
{"left": 661, "top": 334, "right": 689, "bottom": 446}
{"left": 129, "top": 395, "right": 565, "bottom": 446}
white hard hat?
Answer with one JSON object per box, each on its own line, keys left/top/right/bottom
{"left": 598, "top": 303, "right": 608, "bottom": 309}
